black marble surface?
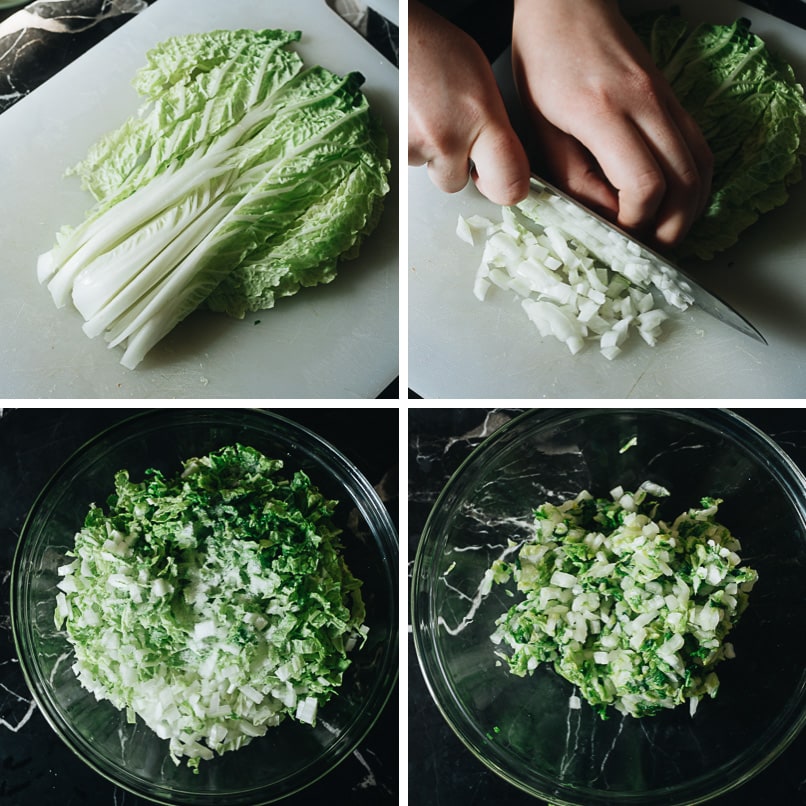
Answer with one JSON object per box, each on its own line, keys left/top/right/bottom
{"left": 331, "top": 0, "right": 399, "bottom": 66}
{"left": 365, "top": 5, "right": 399, "bottom": 65}
{"left": 408, "top": 408, "right": 806, "bottom": 806}
{"left": 0, "top": 408, "right": 398, "bottom": 806}
{"left": 0, "top": 0, "right": 155, "bottom": 113}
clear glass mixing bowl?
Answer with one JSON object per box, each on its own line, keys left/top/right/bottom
{"left": 12, "top": 409, "right": 398, "bottom": 805}
{"left": 412, "top": 408, "right": 806, "bottom": 805}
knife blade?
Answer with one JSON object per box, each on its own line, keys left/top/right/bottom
{"left": 528, "top": 175, "right": 767, "bottom": 345}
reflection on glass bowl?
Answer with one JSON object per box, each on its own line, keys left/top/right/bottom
{"left": 12, "top": 409, "right": 398, "bottom": 806}
{"left": 412, "top": 408, "right": 806, "bottom": 806}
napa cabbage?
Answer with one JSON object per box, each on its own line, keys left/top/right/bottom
{"left": 489, "top": 483, "right": 758, "bottom": 718}
{"left": 633, "top": 10, "right": 806, "bottom": 260}
{"left": 38, "top": 29, "right": 390, "bottom": 369}
{"left": 55, "top": 444, "right": 368, "bottom": 767}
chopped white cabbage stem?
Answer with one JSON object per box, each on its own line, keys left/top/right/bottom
{"left": 488, "top": 484, "right": 758, "bottom": 718}
{"left": 457, "top": 189, "right": 695, "bottom": 360}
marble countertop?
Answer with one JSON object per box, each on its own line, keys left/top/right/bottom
{"left": 0, "top": 1, "right": 155, "bottom": 113}
{"left": 408, "top": 409, "right": 806, "bottom": 806}
{"left": 1, "top": 408, "right": 398, "bottom": 805}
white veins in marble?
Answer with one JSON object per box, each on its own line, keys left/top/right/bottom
{"left": 0, "top": 0, "right": 146, "bottom": 38}
{"left": 437, "top": 537, "right": 523, "bottom": 636}
{"left": 0, "top": 681, "right": 38, "bottom": 733}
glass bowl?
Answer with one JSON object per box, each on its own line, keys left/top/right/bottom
{"left": 12, "top": 409, "right": 398, "bottom": 805}
{"left": 412, "top": 408, "right": 806, "bottom": 806}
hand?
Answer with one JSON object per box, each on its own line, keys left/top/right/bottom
{"left": 408, "top": 0, "right": 530, "bottom": 206}
{"left": 511, "top": 0, "right": 713, "bottom": 247}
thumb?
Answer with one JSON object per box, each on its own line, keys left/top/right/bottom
{"left": 469, "top": 121, "right": 530, "bottom": 206}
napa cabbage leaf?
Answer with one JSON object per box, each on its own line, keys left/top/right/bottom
{"left": 633, "top": 10, "right": 806, "bottom": 260}
{"left": 38, "top": 29, "right": 390, "bottom": 369}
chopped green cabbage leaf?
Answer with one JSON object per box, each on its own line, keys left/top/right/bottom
{"left": 489, "top": 482, "right": 758, "bottom": 718}
{"left": 38, "top": 29, "right": 390, "bottom": 368}
{"left": 54, "top": 444, "right": 367, "bottom": 768}
{"left": 633, "top": 11, "right": 806, "bottom": 260}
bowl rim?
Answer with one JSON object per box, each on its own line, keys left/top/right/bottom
{"left": 11, "top": 407, "right": 399, "bottom": 806}
{"left": 412, "top": 407, "right": 806, "bottom": 806}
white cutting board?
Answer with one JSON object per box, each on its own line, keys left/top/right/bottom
{"left": 0, "top": 0, "right": 398, "bottom": 399}
{"left": 409, "top": 0, "right": 806, "bottom": 399}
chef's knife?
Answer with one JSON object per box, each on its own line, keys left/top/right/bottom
{"left": 528, "top": 175, "right": 767, "bottom": 345}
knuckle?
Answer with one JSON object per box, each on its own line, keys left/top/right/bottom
{"left": 407, "top": 141, "right": 427, "bottom": 166}
{"left": 617, "top": 170, "right": 665, "bottom": 230}
{"left": 626, "top": 69, "right": 658, "bottom": 101}
{"left": 428, "top": 159, "right": 470, "bottom": 194}
{"left": 677, "top": 166, "right": 701, "bottom": 196}
{"left": 632, "top": 167, "right": 666, "bottom": 206}
{"left": 584, "top": 68, "right": 656, "bottom": 116}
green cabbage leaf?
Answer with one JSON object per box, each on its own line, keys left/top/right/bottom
{"left": 634, "top": 11, "right": 806, "bottom": 260}
{"left": 38, "top": 29, "right": 390, "bottom": 369}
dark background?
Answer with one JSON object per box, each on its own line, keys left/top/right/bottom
{"left": 408, "top": 408, "right": 806, "bottom": 806}
{"left": 0, "top": 407, "right": 399, "bottom": 806}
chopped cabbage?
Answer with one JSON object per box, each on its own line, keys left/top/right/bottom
{"left": 489, "top": 483, "right": 757, "bottom": 718}
{"left": 55, "top": 444, "right": 367, "bottom": 768}
{"left": 458, "top": 200, "right": 686, "bottom": 360}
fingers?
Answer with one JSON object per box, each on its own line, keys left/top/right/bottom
{"left": 412, "top": 117, "right": 530, "bottom": 206}
{"left": 573, "top": 103, "right": 670, "bottom": 236}
{"left": 469, "top": 122, "right": 530, "bottom": 206}
{"left": 531, "top": 113, "right": 619, "bottom": 218}
{"left": 423, "top": 151, "right": 473, "bottom": 195}
{"left": 407, "top": 2, "right": 529, "bottom": 208}
{"left": 574, "top": 96, "right": 713, "bottom": 248}
{"left": 509, "top": 0, "right": 713, "bottom": 249}
{"left": 668, "top": 101, "right": 714, "bottom": 220}
{"left": 632, "top": 96, "right": 713, "bottom": 246}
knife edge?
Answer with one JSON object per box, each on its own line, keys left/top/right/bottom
{"left": 525, "top": 174, "right": 767, "bottom": 345}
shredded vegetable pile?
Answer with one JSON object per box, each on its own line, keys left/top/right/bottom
{"left": 55, "top": 444, "right": 367, "bottom": 767}
{"left": 488, "top": 482, "right": 757, "bottom": 718}
{"left": 458, "top": 195, "right": 691, "bottom": 359}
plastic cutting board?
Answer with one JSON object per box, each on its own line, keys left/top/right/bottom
{"left": 0, "top": 0, "right": 399, "bottom": 398}
{"left": 408, "top": 0, "right": 806, "bottom": 399}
